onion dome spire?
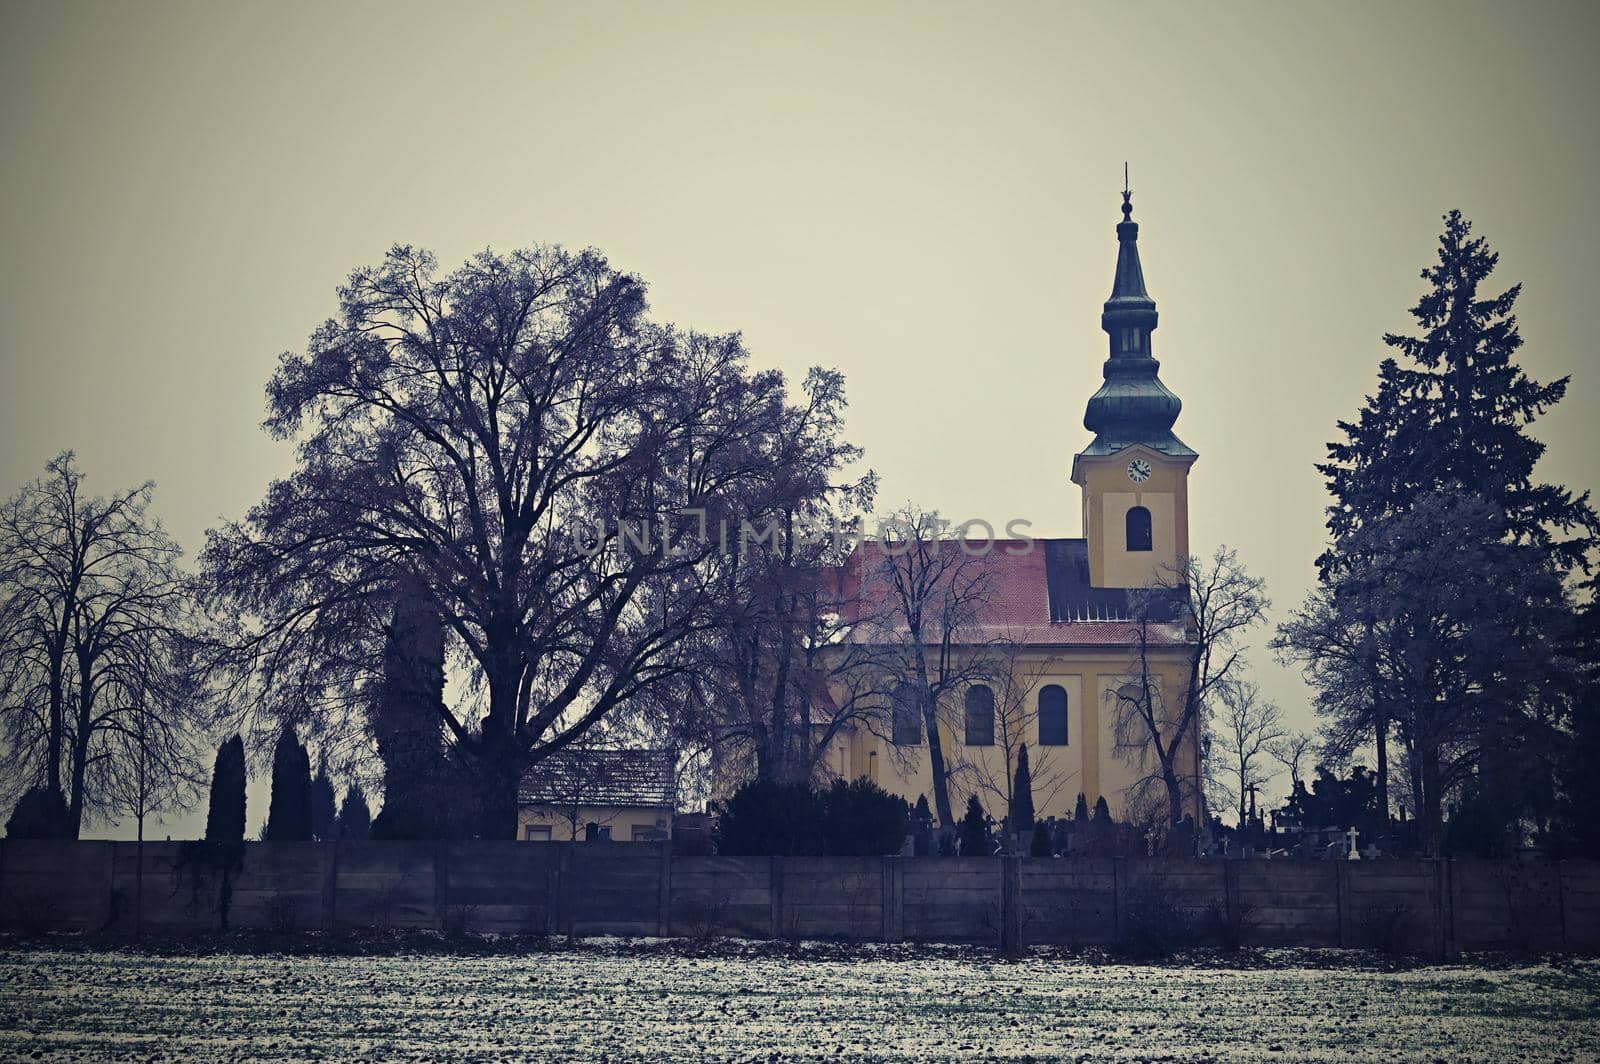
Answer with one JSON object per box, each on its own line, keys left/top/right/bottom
{"left": 1081, "top": 174, "right": 1195, "bottom": 458}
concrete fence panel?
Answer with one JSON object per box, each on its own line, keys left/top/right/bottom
{"left": 4, "top": 841, "right": 1600, "bottom": 954}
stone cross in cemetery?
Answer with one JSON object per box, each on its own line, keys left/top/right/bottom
{"left": 1346, "top": 826, "right": 1361, "bottom": 861}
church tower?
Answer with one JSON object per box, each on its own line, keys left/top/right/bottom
{"left": 1070, "top": 185, "right": 1197, "bottom": 589}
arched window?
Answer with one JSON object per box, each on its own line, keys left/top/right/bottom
{"left": 891, "top": 683, "right": 922, "bottom": 746}
{"left": 964, "top": 684, "right": 995, "bottom": 746}
{"left": 1126, "top": 506, "right": 1152, "bottom": 552}
{"left": 1039, "top": 685, "right": 1069, "bottom": 746}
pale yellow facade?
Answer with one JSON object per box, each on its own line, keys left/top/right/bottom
{"left": 517, "top": 805, "right": 672, "bottom": 842}
{"left": 816, "top": 440, "right": 1204, "bottom": 826}
{"left": 816, "top": 646, "right": 1201, "bottom": 826}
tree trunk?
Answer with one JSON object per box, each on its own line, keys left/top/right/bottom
{"left": 919, "top": 681, "right": 954, "bottom": 828}
{"left": 1374, "top": 709, "right": 1389, "bottom": 834}
{"left": 1164, "top": 760, "right": 1185, "bottom": 827}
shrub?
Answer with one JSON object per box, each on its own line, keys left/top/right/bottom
{"left": 821, "top": 778, "right": 908, "bottom": 855}
{"left": 1029, "top": 821, "right": 1053, "bottom": 857}
{"left": 716, "top": 779, "right": 824, "bottom": 856}
{"left": 1116, "top": 881, "right": 1201, "bottom": 959}
{"left": 5, "top": 785, "right": 71, "bottom": 839}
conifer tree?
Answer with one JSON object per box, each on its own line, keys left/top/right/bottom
{"left": 1306, "top": 211, "right": 1597, "bottom": 836}
{"left": 1320, "top": 210, "right": 1598, "bottom": 570}
{"left": 369, "top": 575, "right": 451, "bottom": 839}
{"left": 336, "top": 785, "right": 372, "bottom": 840}
{"left": 1009, "top": 744, "right": 1036, "bottom": 833}
{"left": 264, "top": 726, "right": 312, "bottom": 841}
{"left": 1073, "top": 792, "right": 1090, "bottom": 822}
{"left": 957, "top": 794, "right": 990, "bottom": 857}
{"left": 309, "top": 763, "right": 337, "bottom": 841}
{"left": 204, "top": 735, "right": 247, "bottom": 844}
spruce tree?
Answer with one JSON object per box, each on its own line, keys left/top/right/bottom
{"left": 264, "top": 726, "right": 313, "bottom": 841}
{"left": 204, "top": 735, "right": 247, "bottom": 844}
{"left": 1312, "top": 211, "right": 1598, "bottom": 834}
{"left": 1320, "top": 210, "right": 1598, "bottom": 570}
{"left": 1009, "top": 745, "right": 1036, "bottom": 833}
{"left": 310, "top": 763, "right": 338, "bottom": 841}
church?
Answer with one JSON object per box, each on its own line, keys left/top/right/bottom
{"left": 816, "top": 188, "right": 1205, "bottom": 828}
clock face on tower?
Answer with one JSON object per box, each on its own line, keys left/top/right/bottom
{"left": 1127, "top": 458, "right": 1152, "bottom": 483}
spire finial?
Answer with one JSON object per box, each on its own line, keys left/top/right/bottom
{"left": 1121, "top": 163, "right": 1133, "bottom": 221}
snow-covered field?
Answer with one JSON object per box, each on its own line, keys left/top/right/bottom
{"left": 1, "top": 945, "right": 1596, "bottom": 1061}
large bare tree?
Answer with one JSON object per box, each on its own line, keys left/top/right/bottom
{"left": 1113, "top": 547, "right": 1269, "bottom": 828}
{"left": 864, "top": 508, "right": 998, "bottom": 830}
{"left": 201, "top": 245, "right": 838, "bottom": 837}
{"left": 676, "top": 368, "right": 879, "bottom": 788}
{"left": 0, "top": 453, "right": 201, "bottom": 836}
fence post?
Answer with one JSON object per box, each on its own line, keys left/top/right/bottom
{"left": 1556, "top": 861, "right": 1569, "bottom": 952}
{"left": 1000, "top": 856, "right": 1022, "bottom": 956}
{"left": 432, "top": 841, "right": 450, "bottom": 931}
{"left": 321, "top": 842, "right": 339, "bottom": 931}
{"left": 657, "top": 843, "right": 672, "bottom": 937}
{"left": 1222, "top": 859, "right": 1241, "bottom": 945}
{"left": 770, "top": 856, "right": 785, "bottom": 939}
{"left": 881, "top": 857, "right": 904, "bottom": 944}
{"left": 544, "top": 847, "right": 562, "bottom": 936}
{"left": 1112, "top": 856, "right": 1127, "bottom": 943}
{"left": 1334, "top": 860, "right": 1350, "bottom": 949}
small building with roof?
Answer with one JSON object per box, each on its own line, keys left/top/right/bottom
{"left": 517, "top": 747, "right": 677, "bottom": 842}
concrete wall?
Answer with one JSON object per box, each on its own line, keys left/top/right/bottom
{"left": 4, "top": 841, "right": 1599, "bottom": 956}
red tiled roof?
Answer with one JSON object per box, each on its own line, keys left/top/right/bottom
{"left": 833, "top": 538, "right": 1189, "bottom": 648}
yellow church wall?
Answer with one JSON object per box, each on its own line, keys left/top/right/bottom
{"left": 817, "top": 645, "right": 1201, "bottom": 828}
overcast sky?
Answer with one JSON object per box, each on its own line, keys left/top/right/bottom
{"left": 3, "top": 1, "right": 1597, "bottom": 838}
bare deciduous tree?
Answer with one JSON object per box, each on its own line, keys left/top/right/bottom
{"left": 1269, "top": 729, "right": 1316, "bottom": 795}
{"left": 1214, "top": 679, "right": 1285, "bottom": 827}
{"left": 862, "top": 508, "right": 998, "bottom": 830}
{"left": 1113, "top": 547, "right": 1269, "bottom": 827}
{"left": 0, "top": 452, "right": 202, "bottom": 836}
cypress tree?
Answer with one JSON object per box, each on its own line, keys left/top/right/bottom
{"left": 204, "top": 735, "right": 247, "bottom": 844}
{"left": 1073, "top": 792, "right": 1090, "bottom": 822}
{"left": 264, "top": 725, "right": 313, "bottom": 841}
{"left": 1009, "top": 745, "right": 1036, "bottom": 833}
{"left": 310, "top": 763, "right": 338, "bottom": 841}
{"left": 337, "top": 785, "right": 372, "bottom": 840}
{"left": 369, "top": 574, "right": 450, "bottom": 839}
{"left": 958, "top": 795, "right": 990, "bottom": 857}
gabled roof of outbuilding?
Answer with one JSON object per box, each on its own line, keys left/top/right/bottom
{"left": 518, "top": 748, "right": 677, "bottom": 809}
